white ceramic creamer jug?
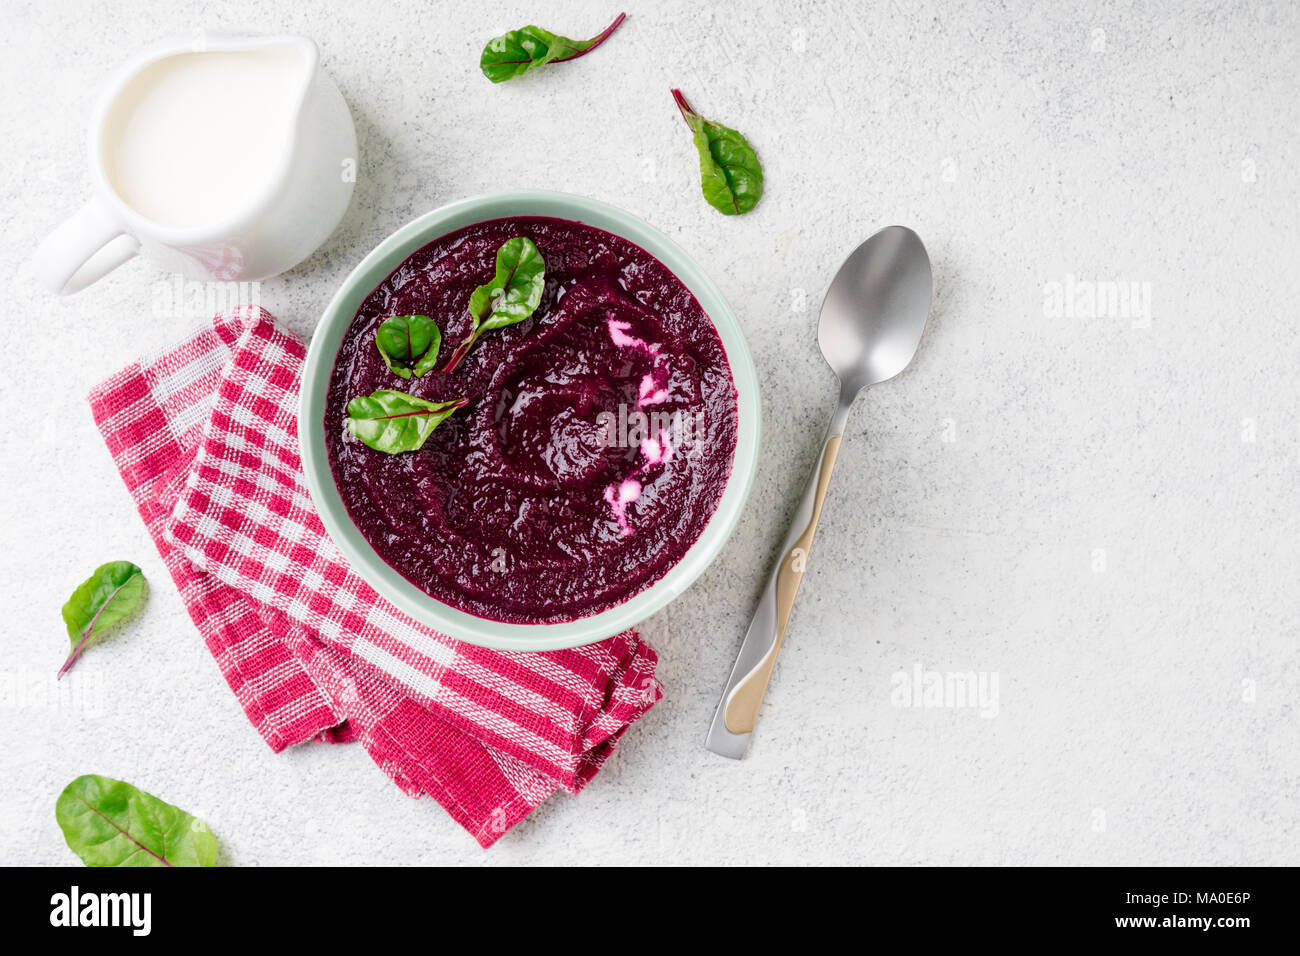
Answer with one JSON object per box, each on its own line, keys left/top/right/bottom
{"left": 33, "top": 34, "right": 357, "bottom": 294}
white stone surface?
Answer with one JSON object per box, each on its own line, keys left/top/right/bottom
{"left": 2, "top": 0, "right": 1297, "bottom": 865}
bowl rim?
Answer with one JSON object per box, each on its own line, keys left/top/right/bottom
{"left": 298, "top": 189, "right": 761, "bottom": 650}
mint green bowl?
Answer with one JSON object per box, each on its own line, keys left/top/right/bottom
{"left": 299, "top": 191, "right": 761, "bottom": 650}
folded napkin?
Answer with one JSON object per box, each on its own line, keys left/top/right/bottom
{"left": 89, "top": 306, "right": 662, "bottom": 847}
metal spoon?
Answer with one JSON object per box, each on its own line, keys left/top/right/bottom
{"left": 705, "top": 225, "right": 934, "bottom": 759}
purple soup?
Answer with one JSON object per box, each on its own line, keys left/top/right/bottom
{"left": 325, "top": 216, "right": 738, "bottom": 624}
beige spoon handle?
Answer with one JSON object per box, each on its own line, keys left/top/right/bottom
{"left": 723, "top": 431, "right": 843, "bottom": 734}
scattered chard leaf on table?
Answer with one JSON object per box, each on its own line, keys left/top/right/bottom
{"left": 480, "top": 12, "right": 627, "bottom": 83}
{"left": 376, "top": 314, "right": 442, "bottom": 379}
{"left": 56, "top": 773, "right": 220, "bottom": 867}
{"left": 346, "top": 389, "right": 469, "bottom": 453}
{"left": 671, "top": 88, "right": 764, "bottom": 216}
{"left": 58, "top": 560, "right": 147, "bottom": 679}
{"left": 443, "top": 237, "right": 547, "bottom": 372}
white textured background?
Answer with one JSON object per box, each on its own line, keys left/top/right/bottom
{"left": 2, "top": 0, "right": 1297, "bottom": 865}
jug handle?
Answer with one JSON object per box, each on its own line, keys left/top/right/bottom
{"left": 33, "top": 196, "right": 140, "bottom": 294}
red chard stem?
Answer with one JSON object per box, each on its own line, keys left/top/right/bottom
{"left": 443, "top": 336, "right": 475, "bottom": 374}
{"left": 671, "top": 88, "right": 698, "bottom": 128}
{"left": 57, "top": 635, "right": 89, "bottom": 680}
{"left": 554, "top": 12, "right": 627, "bottom": 62}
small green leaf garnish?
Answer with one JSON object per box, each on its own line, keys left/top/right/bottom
{"left": 376, "top": 315, "right": 441, "bottom": 379}
{"left": 480, "top": 13, "right": 626, "bottom": 83}
{"left": 672, "top": 88, "right": 764, "bottom": 216}
{"left": 56, "top": 774, "right": 220, "bottom": 867}
{"left": 346, "top": 389, "right": 468, "bottom": 453}
{"left": 443, "top": 237, "right": 546, "bottom": 372}
{"left": 59, "top": 561, "right": 148, "bottom": 679}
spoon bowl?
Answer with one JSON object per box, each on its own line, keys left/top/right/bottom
{"left": 819, "top": 225, "right": 933, "bottom": 396}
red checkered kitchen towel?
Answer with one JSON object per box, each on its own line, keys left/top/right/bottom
{"left": 89, "top": 307, "right": 662, "bottom": 848}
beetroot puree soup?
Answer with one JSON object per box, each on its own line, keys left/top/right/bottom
{"left": 325, "top": 216, "right": 738, "bottom": 624}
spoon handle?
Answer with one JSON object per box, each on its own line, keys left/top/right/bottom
{"left": 705, "top": 398, "right": 852, "bottom": 758}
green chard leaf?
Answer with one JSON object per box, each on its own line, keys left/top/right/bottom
{"left": 346, "top": 389, "right": 468, "bottom": 453}
{"left": 481, "top": 12, "right": 626, "bottom": 83}
{"left": 672, "top": 89, "right": 764, "bottom": 216}
{"left": 58, "top": 561, "right": 147, "bottom": 679}
{"left": 376, "top": 315, "right": 441, "bottom": 379}
{"left": 56, "top": 774, "right": 220, "bottom": 867}
{"left": 443, "top": 237, "right": 547, "bottom": 372}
